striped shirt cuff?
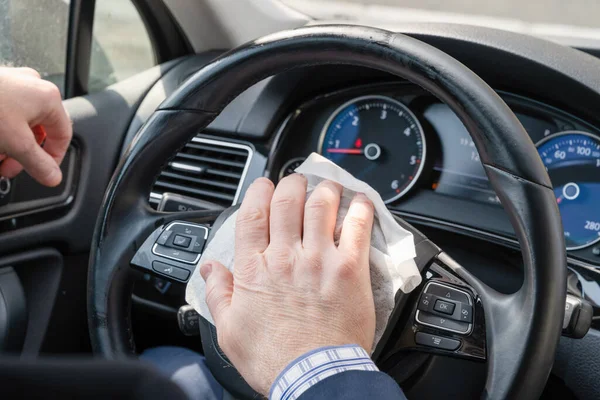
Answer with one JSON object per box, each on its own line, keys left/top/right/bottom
{"left": 269, "top": 344, "right": 378, "bottom": 400}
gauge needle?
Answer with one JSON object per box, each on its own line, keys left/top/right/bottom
{"left": 326, "top": 148, "right": 364, "bottom": 154}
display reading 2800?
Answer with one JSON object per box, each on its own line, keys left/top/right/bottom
{"left": 537, "top": 131, "right": 600, "bottom": 250}
{"left": 319, "top": 95, "right": 426, "bottom": 203}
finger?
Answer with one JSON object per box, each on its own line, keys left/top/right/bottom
{"left": 32, "top": 83, "right": 72, "bottom": 169}
{"left": 201, "top": 261, "right": 233, "bottom": 328}
{"left": 3, "top": 124, "right": 62, "bottom": 186}
{"left": 235, "top": 178, "right": 275, "bottom": 261}
{"left": 303, "top": 180, "right": 342, "bottom": 249}
{"left": 0, "top": 157, "right": 24, "bottom": 178}
{"left": 338, "top": 194, "right": 374, "bottom": 265}
{"left": 12, "top": 67, "right": 42, "bottom": 79}
{"left": 268, "top": 174, "right": 307, "bottom": 248}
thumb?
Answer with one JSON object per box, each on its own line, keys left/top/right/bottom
{"left": 201, "top": 261, "right": 233, "bottom": 327}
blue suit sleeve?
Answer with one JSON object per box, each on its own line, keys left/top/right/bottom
{"left": 297, "top": 370, "right": 407, "bottom": 400}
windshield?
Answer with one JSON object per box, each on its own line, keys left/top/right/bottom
{"left": 282, "top": 0, "right": 599, "bottom": 42}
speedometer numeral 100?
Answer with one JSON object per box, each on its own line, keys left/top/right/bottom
{"left": 319, "top": 95, "right": 426, "bottom": 203}
{"left": 536, "top": 131, "right": 600, "bottom": 250}
{"left": 577, "top": 146, "right": 591, "bottom": 156}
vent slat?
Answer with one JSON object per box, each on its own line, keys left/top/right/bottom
{"left": 176, "top": 152, "right": 246, "bottom": 168}
{"left": 206, "top": 169, "right": 242, "bottom": 179}
{"left": 150, "top": 138, "right": 251, "bottom": 208}
{"left": 188, "top": 142, "right": 249, "bottom": 157}
{"left": 154, "top": 181, "right": 235, "bottom": 202}
{"left": 159, "top": 171, "right": 239, "bottom": 191}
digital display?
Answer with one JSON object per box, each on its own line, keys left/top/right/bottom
{"left": 424, "top": 104, "right": 501, "bottom": 205}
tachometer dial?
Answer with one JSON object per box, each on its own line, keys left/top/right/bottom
{"left": 319, "top": 95, "right": 426, "bottom": 203}
{"left": 536, "top": 131, "right": 600, "bottom": 250}
{"left": 279, "top": 157, "right": 306, "bottom": 180}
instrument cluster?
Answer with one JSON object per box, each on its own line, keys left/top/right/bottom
{"left": 272, "top": 83, "right": 600, "bottom": 261}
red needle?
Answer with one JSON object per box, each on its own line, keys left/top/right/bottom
{"left": 326, "top": 148, "right": 364, "bottom": 154}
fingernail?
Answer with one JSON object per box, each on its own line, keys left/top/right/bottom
{"left": 200, "top": 262, "right": 213, "bottom": 280}
{"left": 355, "top": 193, "right": 368, "bottom": 201}
{"left": 48, "top": 167, "right": 63, "bottom": 187}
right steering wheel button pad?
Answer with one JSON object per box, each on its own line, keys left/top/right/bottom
{"left": 416, "top": 282, "right": 473, "bottom": 334}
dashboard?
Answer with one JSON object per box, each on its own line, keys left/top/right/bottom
{"left": 270, "top": 82, "right": 600, "bottom": 264}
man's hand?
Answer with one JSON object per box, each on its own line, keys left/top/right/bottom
{"left": 201, "top": 175, "right": 376, "bottom": 395}
{"left": 0, "top": 67, "right": 72, "bottom": 186}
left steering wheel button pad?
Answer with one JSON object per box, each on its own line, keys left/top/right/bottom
{"left": 131, "top": 221, "right": 210, "bottom": 283}
{"left": 150, "top": 222, "right": 209, "bottom": 264}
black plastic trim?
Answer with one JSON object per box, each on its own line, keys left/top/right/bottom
{"left": 132, "top": 0, "right": 193, "bottom": 64}
{"left": 0, "top": 145, "right": 79, "bottom": 222}
{"left": 64, "top": 0, "right": 96, "bottom": 98}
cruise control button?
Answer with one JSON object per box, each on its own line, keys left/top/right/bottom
{"left": 417, "top": 312, "right": 471, "bottom": 334}
{"left": 459, "top": 304, "right": 473, "bottom": 323}
{"left": 153, "top": 244, "right": 199, "bottom": 264}
{"left": 415, "top": 332, "right": 460, "bottom": 351}
{"left": 173, "top": 235, "right": 192, "bottom": 248}
{"left": 152, "top": 261, "right": 190, "bottom": 281}
{"left": 426, "top": 283, "right": 470, "bottom": 304}
{"left": 434, "top": 300, "right": 455, "bottom": 315}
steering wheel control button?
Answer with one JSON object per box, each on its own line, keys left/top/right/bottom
{"left": 178, "top": 305, "right": 201, "bottom": 336}
{"left": 152, "top": 261, "right": 190, "bottom": 281}
{"left": 153, "top": 244, "right": 200, "bottom": 264}
{"left": 416, "top": 281, "right": 473, "bottom": 335}
{"left": 150, "top": 221, "right": 209, "bottom": 263}
{"left": 173, "top": 235, "right": 192, "bottom": 248}
{"left": 161, "top": 222, "right": 209, "bottom": 254}
{"left": 157, "top": 230, "right": 173, "bottom": 246}
{"left": 459, "top": 304, "right": 473, "bottom": 323}
{"left": 426, "top": 282, "right": 470, "bottom": 304}
{"left": 418, "top": 293, "right": 433, "bottom": 311}
{"left": 415, "top": 332, "right": 460, "bottom": 351}
{"left": 417, "top": 312, "right": 471, "bottom": 334}
{"left": 191, "top": 237, "right": 206, "bottom": 254}
{"left": 434, "top": 300, "right": 455, "bottom": 315}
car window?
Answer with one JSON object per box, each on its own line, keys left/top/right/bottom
{"left": 0, "top": 0, "right": 155, "bottom": 96}
{"left": 0, "top": 0, "right": 69, "bottom": 94}
{"left": 89, "top": 0, "right": 156, "bottom": 92}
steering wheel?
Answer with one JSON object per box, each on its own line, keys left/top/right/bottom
{"left": 88, "top": 25, "right": 566, "bottom": 399}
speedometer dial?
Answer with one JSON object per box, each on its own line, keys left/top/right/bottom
{"left": 536, "top": 131, "right": 600, "bottom": 250}
{"left": 319, "top": 95, "right": 426, "bottom": 203}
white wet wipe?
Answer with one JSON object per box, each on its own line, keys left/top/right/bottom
{"left": 186, "top": 152, "right": 421, "bottom": 348}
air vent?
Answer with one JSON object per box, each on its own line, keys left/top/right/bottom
{"left": 150, "top": 137, "right": 253, "bottom": 208}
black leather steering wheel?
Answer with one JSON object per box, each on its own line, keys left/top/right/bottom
{"left": 88, "top": 25, "right": 566, "bottom": 399}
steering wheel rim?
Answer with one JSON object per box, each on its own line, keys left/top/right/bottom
{"left": 88, "top": 25, "right": 566, "bottom": 399}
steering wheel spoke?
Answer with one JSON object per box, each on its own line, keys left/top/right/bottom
{"left": 380, "top": 258, "right": 487, "bottom": 362}
{"left": 374, "top": 218, "right": 488, "bottom": 366}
